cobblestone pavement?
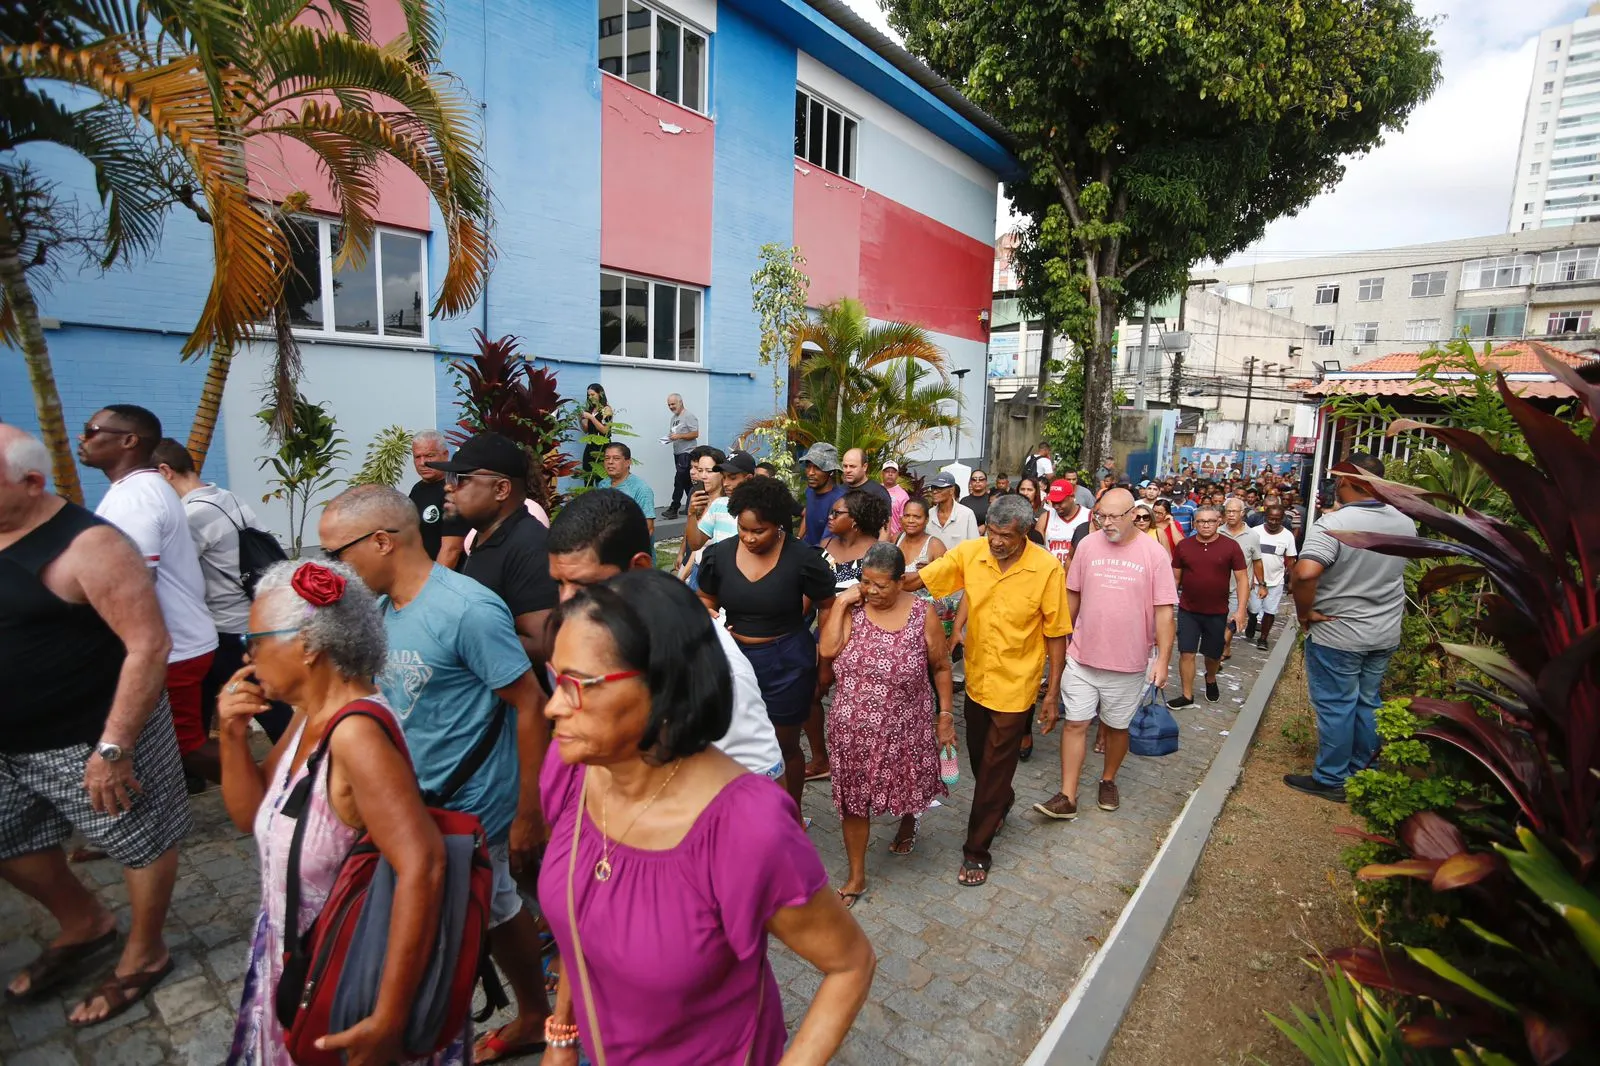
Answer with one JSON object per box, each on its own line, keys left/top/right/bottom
{"left": 0, "top": 641, "right": 1278, "bottom": 1065}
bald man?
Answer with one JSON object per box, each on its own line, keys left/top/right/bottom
{"left": 664, "top": 392, "right": 699, "bottom": 518}
{"left": 316, "top": 486, "right": 552, "bottom": 1054}
{"left": 839, "top": 447, "right": 893, "bottom": 537}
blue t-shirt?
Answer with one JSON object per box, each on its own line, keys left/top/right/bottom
{"left": 378, "top": 565, "right": 529, "bottom": 843}
{"left": 1171, "top": 500, "right": 1197, "bottom": 536}
{"left": 803, "top": 484, "right": 846, "bottom": 547}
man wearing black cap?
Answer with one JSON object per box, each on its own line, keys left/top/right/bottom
{"left": 926, "top": 471, "right": 980, "bottom": 549}
{"left": 433, "top": 432, "right": 560, "bottom": 667}
{"left": 685, "top": 448, "right": 756, "bottom": 552}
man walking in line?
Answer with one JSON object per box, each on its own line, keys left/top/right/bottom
{"left": 1060, "top": 469, "right": 1096, "bottom": 510}
{"left": 906, "top": 495, "right": 1070, "bottom": 886}
{"left": 151, "top": 438, "right": 292, "bottom": 742}
{"left": 881, "top": 459, "right": 910, "bottom": 537}
{"left": 1, "top": 426, "right": 189, "bottom": 1025}
{"left": 1251, "top": 503, "right": 1298, "bottom": 650}
{"left": 1219, "top": 497, "right": 1266, "bottom": 660}
{"left": 1042, "top": 479, "right": 1091, "bottom": 570}
{"left": 663, "top": 392, "right": 699, "bottom": 519}
{"left": 840, "top": 447, "right": 893, "bottom": 514}
{"left": 925, "top": 471, "right": 980, "bottom": 549}
{"left": 79, "top": 404, "right": 220, "bottom": 788}
{"left": 1286, "top": 455, "right": 1415, "bottom": 802}
{"left": 318, "top": 485, "right": 553, "bottom": 1062}
{"left": 1034, "top": 488, "right": 1175, "bottom": 821}
{"left": 408, "top": 429, "right": 469, "bottom": 568}
{"left": 601, "top": 442, "right": 656, "bottom": 537}
{"left": 798, "top": 443, "right": 847, "bottom": 547}
{"left": 1168, "top": 507, "right": 1248, "bottom": 708}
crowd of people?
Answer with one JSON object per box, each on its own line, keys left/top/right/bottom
{"left": 0, "top": 410, "right": 1414, "bottom": 1062}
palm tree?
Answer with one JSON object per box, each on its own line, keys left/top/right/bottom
{"left": 867, "top": 357, "right": 962, "bottom": 459}
{"left": 3, "top": 0, "right": 492, "bottom": 473}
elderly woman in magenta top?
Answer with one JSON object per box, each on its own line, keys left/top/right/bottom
{"left": 538, "top": 569, "right": 874, "bottom": 1065}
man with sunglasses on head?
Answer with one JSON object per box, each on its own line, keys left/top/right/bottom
{"left": 80, "top": 404, "right": 220, "bottom": 790}
{"left": 317, "top": 484, "right": 553, "bottom": 1063}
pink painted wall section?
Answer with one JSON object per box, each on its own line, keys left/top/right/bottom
{"left": 859, "top": 192, "right": 993, "bottom": 343}
{"left": 792, "top": 163, "right": 862, "bottom": 304}
{"left": 600, "top": 75, "right": 714, "bottom": 286}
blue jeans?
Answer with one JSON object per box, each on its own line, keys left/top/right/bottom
{"left": 1303, "top": 640, "right": 1395, "bottom": 787}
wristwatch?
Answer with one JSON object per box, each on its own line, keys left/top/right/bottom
{"left": 95, "top": 741, "right": 129, "bottom": 762}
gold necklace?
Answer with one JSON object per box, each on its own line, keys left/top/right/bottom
{"left": 594, "top": 762, "right": 683, "bottom": 882}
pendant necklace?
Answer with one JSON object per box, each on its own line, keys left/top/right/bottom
{"left": 595, "top": 761, "right": 683, "bottom": 882}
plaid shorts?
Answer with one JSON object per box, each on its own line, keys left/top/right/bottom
{"left": 0, "top": 695, "right": 192, "bottom": 868}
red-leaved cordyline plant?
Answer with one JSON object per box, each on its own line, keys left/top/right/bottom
{"left": 449, "top": 330, "right": 579, "bottom": 512}
{"left": 1311, "top": 351, "right": 1600, "bottom": 1061}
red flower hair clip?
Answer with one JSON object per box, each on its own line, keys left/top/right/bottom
{"left": 291, "top": 562, "right": 346, "bottom": 607}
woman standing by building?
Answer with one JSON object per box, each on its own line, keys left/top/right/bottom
{"left": 578, "top": 384, "right": 612, "bottom": 486}
{"left": 697, "top": 477, "right": 837, "bottom": 811}
{"left": 819, "top": 544, "right": 955, "bottom": 907}
{"left": 540, "top": 569, "right": 874, "bottom": 1065}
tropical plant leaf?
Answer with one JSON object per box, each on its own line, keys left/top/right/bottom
{"left": 1402, "top": 947, "right": 1515, "bottom": 1013}
{"left": 1359, "top": 859, "right": 1441, "bottom": 881}
{"left": 1329, "top": 947, "right": 1489, "bottom": 1009}
{"left": 1432, "top": 853, "right": 1500, "bottom": 891}
{"left": 1417, "top": 564, "right": 1489, "bottom": 599}
{"left": 1436, "top": 646, "right": 1541, "bottom": 717}
{"left": 1399, "top": 809, "right": 1469, "bottom": 861}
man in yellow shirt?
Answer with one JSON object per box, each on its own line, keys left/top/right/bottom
{"left": 905, "top": 494, "right": 1071, "bottom": 887}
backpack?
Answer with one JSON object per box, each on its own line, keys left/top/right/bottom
{"left": 275, "top": 700, "right": 508, "bottom": 1065}
{"left": 1128, "top": 684, "right": 1180, "bottom": 758}
{"left": 194, "top": 498, "right": 287, "bottom": 598}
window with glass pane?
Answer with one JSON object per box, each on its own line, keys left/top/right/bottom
{"left": 1461, "top": 256, "right": 1531, "bottom": 289}
{"left": 1314, "top": 284, "right": 1339, "bottom": 304}
{"left": 600, "top": 274, "right": 624, "bottom": 355}
{"left": 656, "top": 19, "right": 680, "bottom": 104}
{"left": 795, "top": 90, "right": 859, "bottom": 179}
{"left": 1410, "top": 271, "right": 1447, "bottom": 297}
{"left": 678, "top": 288, "right": 699, "bottom": 361}
{"left": 1455, "top": 305, "right": 1526, "bottom": 338}
{"left": 1356, "top": 277, "right": 1384, "bottom": 301}
{"left": 825, "top": 109, "right": 841, "bottom": 173}
{"left": 625, "top": 2, "right": 651, "bottom": 90}
{"left": 1352, "top": 322, "right": 1378, "bottom": 343}
{"left": 1404, "top": 318, "right": 1439, "bottom": 341}
{"left": 283, "top": 219, "right": 324, "bottom": 329}
{"left": 625, "top": 278, "right": 648, "bottom": 356}
{"left": 794, "top": 94, "right": 807, "bottom": 158}
{"left": 1265, "top": 286, "right": 1292, "bottom": 309}
{"left": 1546, "top": 309, "right": 1593, "bottom": 333}
{"left": 1537, "top": 246, "right": 1600, "bottom": 282}
{"left": 380, "top": 233, "right": 424, "bottom": 337}
{"left": 808, "top": 97, "right": 825, "bottom": 165}
{"left": 842, "top": 118, "right": 856, "bottom": 179}
{"left": 330, "top": 227, "right": 379, "bottom": 335}
{"left": 652, "top": 282, "right": 677, "bottom": 360}
{"left": 1315, "top": 326, "right": 1334, "bottom": 346}
{"left": 598, "top": 0, "right": 625, "bottom": 76}
{"left": 682, "top": 29, "right": 704, "bottom": 111}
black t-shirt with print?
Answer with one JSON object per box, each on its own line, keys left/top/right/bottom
{"left": 409, "top": 479, "right": 470, "bottom": 561}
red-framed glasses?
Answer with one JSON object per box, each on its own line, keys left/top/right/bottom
{"left": 543, "top": 664, "right": 643, "bottom": 710}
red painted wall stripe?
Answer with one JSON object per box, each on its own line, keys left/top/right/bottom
{"left": 859, "top": 191, "right": 993, "bottom": 343}
{"left": 793, "top": 163, "right": 862, "bottom": 305}
{"left": 600, "top": 75, "right": 714, "bottom": 286}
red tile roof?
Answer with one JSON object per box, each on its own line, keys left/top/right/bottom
{"left": 1301, "top": 378, "right": 1578, "bottom": 399}
{"left": 1299, "top": 340, "right": 1596, "bottom": 399}
{"left": 1337, "top": 340, "right": 1597, "bottom": 375}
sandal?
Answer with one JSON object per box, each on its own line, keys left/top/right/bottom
{"left": 804, "top": 763, "right": 831, "bottom": 782}
{"left": 69, "top": 956, "right": 174, "bottom": 1028}
{"left": 475, "top": 1024, "right": 548, "bottom": 1064}
{"left": 888, "top": 816, "right": 920, "bottom": 856}
{"left": 837, "top": 888, "right": 866, "bottom": 910}
{"left": 5, "top": 928, "right": 117, "bottom": 1003}
{"left": 958, "top": 860, "right": 988, "bottom": 887}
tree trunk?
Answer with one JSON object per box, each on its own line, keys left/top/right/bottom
{"left": 1036, "top": 320, "right": 1054, "bottom": 399}
{"left": 1079, "top": 297, "right": 1119, "bottom": 474}
{"left": 186, "top": 338, "right": 233, "bottom": 475}
{"left": 0, "top": 214, "right": 84, "bottom": 503}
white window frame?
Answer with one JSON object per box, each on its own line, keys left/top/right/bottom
{"left": 1351, "top": 322, "right": 1379, "bottom": 343}
{"left": 1404, "top": 318, "right": 1440, "bottom": 342}
{"left": 1265, "top": 286, "right": 1293, "bottom": 310}
{"left": 1460, "top": 255, "right": 1534, "bottom": 290}
{"left": 1314, "top": 325, "right": 1334, "bottom": 346}
{"left": 1546, "top": 308, "right": 1593, "bottom": 334}
{"left": 1531, "top": 162, "right": 1543, "bottom": 175}
{"left": 1537, "top": 246, "right": 1600, "bottom": 283}
{"left": 1314, "top": 283, "right": 1340, "bottom": 305}
{"left": 599, "top": 269, "right": 703, "bottom": 365}
{"left": 1409, "top": 270, "right": 1448, "bottom": 297}
{"left": 1538, "top": 121, "right": 1549, "bottom": 134}
{"left": 795, "top": 87, "right": 859, "bottom": 180}
{"left": 1544, "top": 81, "right": 1556, "bottom": 94}
{"left": 1356, "top": 277, "right": 1384, "bottom": 301}
{"left": 597, "top": 0, "right": 709, "bottom": 114}
{"left": 280, "top": 216, "right": 429, "bottom": 344}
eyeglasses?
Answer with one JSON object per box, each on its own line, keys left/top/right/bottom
{"left": 322, "top": 529, "right": 398, "bottom": 560}
{"left": 1133, "top": 515, "right": 1151, "bottom": 523}
{"left": 1092, "top": 504, "right": 1135, "bottom": 523}
{"left": 543, "top": 664, "right": 643, "bottom": 711}
{"left": 444, "top": 471, "right": 508, "bottom": 489}
{"left": 828, "top": 508, "right": 851, "bottom": 518}
{"left": 82, "top": 423, "right": 136, "bottom": 439}
{"left": 244, "top": 627, "right": 300, "bottom": 652}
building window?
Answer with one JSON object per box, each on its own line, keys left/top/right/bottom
{"left": 279, "top": 217, "right": 427, "bottom": 341}
{"left": 1314, "top": 325, "right": 1334, "bottom": 346}
{"left": 599, "top": 270, "right": 702, "bottom": 363}
{"left": 1410, "top": 270, "right": 1447, "bottom": 297}
{"left": 1265, "top": 286, "right": 1293, "bottom": 310}
{"left": 1554, "top": 38, "right": 1562, "bottom": 51}
{"left": 1549, "top": 60, "right": 1560, "bottom": 72}
{"left": 795, "top": 89, "right": 858, "bottom": 179}
{"left": 1546, "top": 308, "right": 1593, "bottom": 334}
{"left": 1531, "top": 162, "right": 1543, "bottom": 175}
{"left": 1460, "top": 255, "right": 1533, "bottom": 289}
{"left": 1356, "top": 277, "right": 1384, "bottom": 301}
{"left": 1537, "top": 245, "right": 1600, "bottom": 282}
{"left": 1314, "top": 283, "right": 1340, "bottom": 305}
{"left": 1454, "top": 305, "right": 1526, "bottom": 339}
{"left": 1541, "top": 102, "right": 1553, "bottom": 114}
{"left": 1404, "top": 318, "right": 1440, "bottom": 342}
{"left": 1534, "top": 142, "right": 1546, "bottom": 153}
{"left": 1525, "top": 202, "right": 1535, "bottom": 214}
{"left": 1544, "top": 81, "right": 1555, "bottom": 94}
{"left": 598, "top": 0, "right": 708, "bottom": 113}
{"left": 1351, "top": 322, "right": 1379, "bottom": 343}
{"left": 1538, "top": 121, "right": 1549, "bottom": 134}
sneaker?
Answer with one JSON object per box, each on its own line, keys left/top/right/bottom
{"left": 1033, "top": 793, "right": 1078, "bottom": 820}
{"left": 1283, "top": 773, "right": 1347, "bottom": 803}
{"left": 1167, "top": 694, "right": 1194, "bottom": 709}
{"left": 1097, "top": 779, "right": 1120, "bottom": 811}
{"left": 664, "top": 507, "right": 680, "bottom": 520}
{"left": 1205, "top": 680, "right": 1220, "bottom": 704}
{"left": 1254, "top": 637, "right": 1269, "bottom": 651}
{"left": 1244, "top": 615, "right": 1257, "bottom": 639}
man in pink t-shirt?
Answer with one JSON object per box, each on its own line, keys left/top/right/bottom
{"left": 1034, "top": 488, "right": 1176, "bottom": 820}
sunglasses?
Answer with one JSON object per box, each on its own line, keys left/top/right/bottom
{"left": 543, "top": 664, "right": 643, "bottom": 711}
{"left": 444, "top": 471, "right": 508, "bottom": 489}
{"left": 82, "top": 422, "right": 137, "bottom": 439}
{"left": 322, "top": 529, "right": 399, "bottom": 560}
{"left": 243, "top": 626, "right": 300, "bottom": 653}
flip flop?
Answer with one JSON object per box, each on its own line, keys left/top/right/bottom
{"left": 69, "top": 955, "right": 174, "bottom": 1028}
{"left": 804, "top": 765, "right": 831, "bottom": 782}
{"left": 474, "top": 1025, "right": 548, "bottom": 1064}
{"left": 5, "top": 928, "right": 118, "bottom": 1003}
{"left": 888, "top": 813, "right": 921, "bottom": 855}
{"left": 958, "top": 860, "right": 988, "bottom": 887}
{"left": 837, "top": 888, "right": 866, "bottom": 910}
{"left": 68, "top": 847, "right": 109, "bottom": 864}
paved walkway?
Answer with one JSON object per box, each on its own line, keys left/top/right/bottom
{"left": 0, "top": 641, "right": 1278, "bottom": 1064}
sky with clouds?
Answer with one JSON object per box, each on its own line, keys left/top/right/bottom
{"left": 840, "top": 0, "right": 1593, "bottom": 262}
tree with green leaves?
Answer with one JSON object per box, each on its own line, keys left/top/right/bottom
{"left": 886, "top": 0, "right": 1440, "bottom": 471}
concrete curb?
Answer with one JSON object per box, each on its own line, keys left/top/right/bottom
{"left": 1023, "top": 632, "right": 1300, "bottom": 1066}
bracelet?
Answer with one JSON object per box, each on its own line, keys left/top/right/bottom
{"left": 938, "top": 710, "right": 953, "bottom": 717}
{"left": 545, "top": 1017, "right": 579, "bottom": 1042}
{"left": 547, "top": 1036, "right": 580, "bottom": 1049}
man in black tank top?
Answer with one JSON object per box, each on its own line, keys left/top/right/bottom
{"left": 0, "top": 426, "right": 189, "bottom": 1024}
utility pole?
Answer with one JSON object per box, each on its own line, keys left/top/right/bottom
{"left": 1240, "top": 356, "right": 1257, "bottom": 451}
{"left": 1134, "top": 302, "right": 1151, "bottom": 410}
{"left": 1169, "top": 286, "right": 1188, "bottom": 406}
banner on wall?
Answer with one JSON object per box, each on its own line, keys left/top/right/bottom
{"left": 1154, "top": 410, "right": 1179, "bottom": 477}
{"left": 987, "top": 333, "right": 1019, "bottom": 378}
{"left": 1177, "top": 447, "right": 1302, "bottom": 477}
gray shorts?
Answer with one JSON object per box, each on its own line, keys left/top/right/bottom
{"left": 0, "top": 696, "right": 192, "bottom": 868}
{"left": 486, "top": 841, "right": 537, "bottom": 928}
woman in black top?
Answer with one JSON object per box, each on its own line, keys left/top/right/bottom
{"left": 577, "top": 383, "right": 612, "bottom": 486}
{"left": 698, "top": 476, "right": 835, "bottom": 813}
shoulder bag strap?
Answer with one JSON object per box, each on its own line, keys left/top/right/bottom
{"left": 192, "top": 498, "right": 252, "bottom": 594}
{"left": 566, "top": 770, "right": 606, "bottom": 1066}
{"left": 423, "top": 701, "right": 510, "bottom": 807}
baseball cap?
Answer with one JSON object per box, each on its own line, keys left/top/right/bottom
{"left": 1047, "top": 479, "right": 1073, "bottom": 503}
{"left": 799, "top": 442, "right": 842, "bottom": 472}
{"left": 718, "top": 450, "right": 756, "bottom": 475}
{"left": 928, "top": 472, "right": 958, "bottom": 490}
{"left": 1138, "top": 479, "right": 1152, "bottom": 487}
{"left": 425, "top": 431, "right": 528, "bottom": 478}
{"left": 881, "top": 459, "right": 899, "bottom": 471}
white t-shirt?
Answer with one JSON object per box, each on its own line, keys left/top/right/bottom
{"left": 97, "top": 469, "right": 218, "bottom": 662}
{"left": 1035, "top": 455, "right": 1055, "bottom": 481}
{"left": 711, "top": 625, "right": 783, "bottom": 774}
{"left": 1256, "top": 526, "right": 1298, "bottom": 588}
{"left": 181, "top": 483, "right": 261, "bottom": 634}
{"left": 1043, "top": 505, "right": 1091, "bottom": 568}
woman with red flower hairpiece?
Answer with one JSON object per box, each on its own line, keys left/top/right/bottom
{"left": 215, "top": 559, "right": 462, "bottom": 1066}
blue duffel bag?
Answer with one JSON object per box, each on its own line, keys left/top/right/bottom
{"left": 1128, "top": 683, "right": 1180, "bottom": 757}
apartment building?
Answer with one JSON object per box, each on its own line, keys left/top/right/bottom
{"left": 1510, "top": 4, "right": 1600, "bottom": 231}
{"left": 1205, "top": 223, "right": 1600, "bottom": 366}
